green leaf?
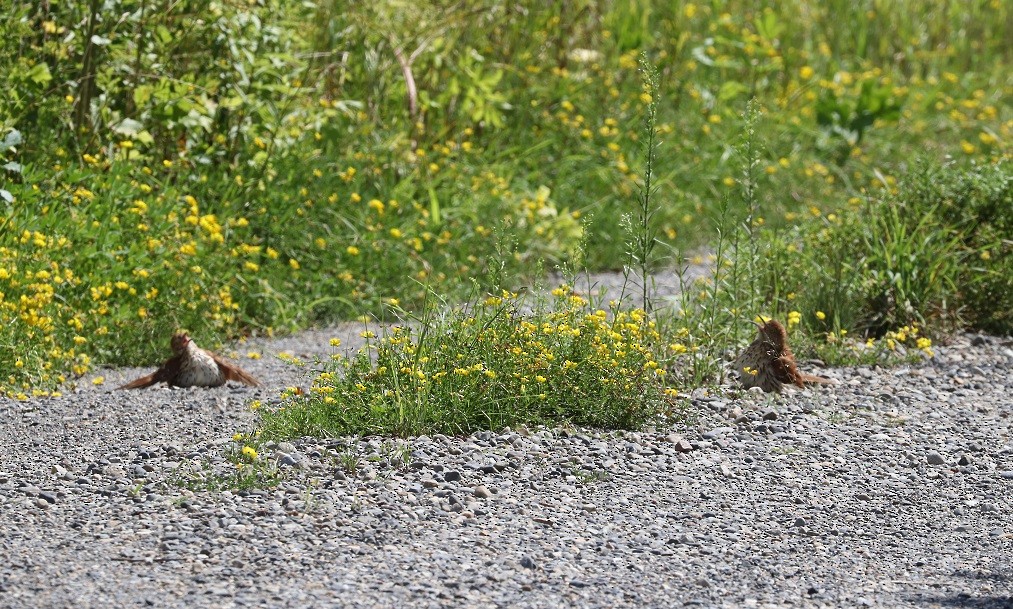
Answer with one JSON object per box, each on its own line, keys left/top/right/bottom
{"left": 27, "top": 63, "right": 52, "bottom": 84}
{"left": 718, "top": 81, "right": 750, "bottom": 101}
{"left": 133, "top": 85, "right": 153, "bottom": 107}
{"left": 427, "top": 186, "right": 442, "bottom": 225}
{"left": 155, "top": 25, "right": 173, "bottom": 44}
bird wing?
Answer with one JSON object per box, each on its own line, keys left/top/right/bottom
{"left": 773, "top": 356, "right": 805, "bottom": 388}
{"left": 118, "top": 356, "right": 179, "bottom": 390}
{"left": 210, "top": 352, "right": 261, "bottom": 387}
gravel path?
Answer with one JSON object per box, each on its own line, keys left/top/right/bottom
{"left": 1, "top": 320, "right": 1011, "bottom": 608}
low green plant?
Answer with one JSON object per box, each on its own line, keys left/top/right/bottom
{"left": 335, "top": 449, "right": 361, "bottom": 476}
{"left": 170, "top": 433, "right": 280, "bottom": 492}
{"left": 259, "top": 288, "right": 677, "bottom": 439}
{"left": 571, "top": 466, "right": 611, "bottom": 485}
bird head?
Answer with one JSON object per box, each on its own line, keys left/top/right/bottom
{"left": 751, "top": 319, "right": 788, "bottom": 352}
{"left": 170, "top": 332, "right": 192, "bottom": 354}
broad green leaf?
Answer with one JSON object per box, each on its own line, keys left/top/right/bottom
{"left": 27, "top": 63, "right": 52, "bottom": 84}
{"left": 155, "top": 25, "right": 172, "bottom": 44}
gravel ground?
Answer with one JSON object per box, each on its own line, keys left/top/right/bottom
{"left": 1, "top": 319, "right": 1011, "bottom": 608}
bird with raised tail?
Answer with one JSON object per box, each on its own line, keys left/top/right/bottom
{"left": 735, "top": 319, "right": 834, "bottom": 393}
{"left": 119, "top": 332, "right": 260, "bottom": 389}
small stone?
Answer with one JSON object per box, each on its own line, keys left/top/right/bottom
{"left": 926, "top": 451, "right": 946, "bottom": 465}
{"left": 519, "top": 555, "right": 537, "bottom": 570}
{"left": 422, "top": 479, "right": 439, "bottom": 488}
{"left": 703, "top": 427, "right": 733, "bottom": 440}
{"left": 999, "top": 471, "right": 1013, "bottom": 480}
{"left": 443, "top": 470, "right": 462, "bottom": 482}
{"left": 277, "top": 442, "right": 297, "bottom": 454}
{"left": 762, "top": 410, "right": 778, "bottom": 421}
{"left": 35, "top": 498, "right": 50, "bottom": 509}
{"left": 673, "top": 439, "right": 693, "bottom": 453}
{"left": 957, "top": 455, "right": 971, "bottom": 466}
{"left": 793, "top": 517, "right": 807, "bottom": 528}
{"left": 473, "top": 485, "right": 493, "bottom": 499}
{"left": 38, "top": 491, "right": 57, "bottom": 504}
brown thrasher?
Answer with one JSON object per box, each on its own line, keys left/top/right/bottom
{"left": 735, "top": 319, "right": 834, "bottom": 393}
{"left": 119, "top": 332, "right": 260, "bottom": 389}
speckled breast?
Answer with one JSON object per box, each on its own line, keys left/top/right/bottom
{"left": 175, "top": 347, "right": 226, "bottom": 387}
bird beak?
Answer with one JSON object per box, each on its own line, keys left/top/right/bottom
{"left": 746, "top": 319, "right": 763, "bottom": 329}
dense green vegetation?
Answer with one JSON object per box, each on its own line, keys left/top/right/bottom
{"left": 1, "top": 1, "right": 1009, "bottom": 409}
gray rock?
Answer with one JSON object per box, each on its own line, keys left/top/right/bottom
{"left": 702, "top": 427, "right": 733, "bottom": 440}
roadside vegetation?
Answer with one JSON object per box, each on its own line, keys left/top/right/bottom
{"left": 1, "top": 1, "right": 1009, "bottom": 445}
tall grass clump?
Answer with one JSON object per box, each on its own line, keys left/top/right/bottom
{"left": 673, "top": 157, "right": 1011, "bottom": 371}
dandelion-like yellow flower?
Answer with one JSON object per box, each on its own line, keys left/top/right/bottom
{"left": 242, "top": 445, "right": 258, "bottom": 460}
{"left": 815, "top": 311, "right": 826, "bottom": 321}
